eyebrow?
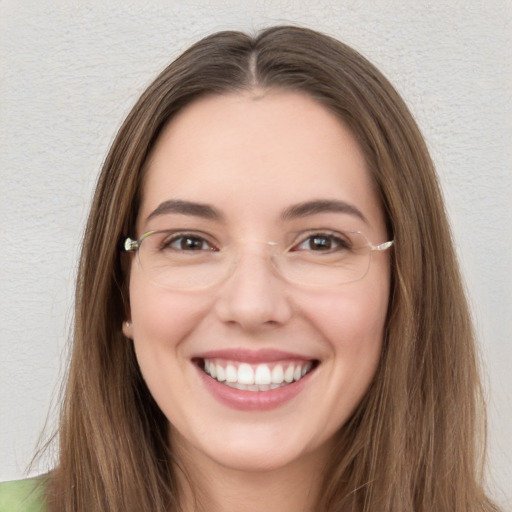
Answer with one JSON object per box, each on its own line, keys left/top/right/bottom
{"left": 281, "top": 199, "right": 368, "bottom": 224}
{"left": 146, "top": 199, "right": 224, "bottom": 222}
{"left": 146, "top": 198, "right": 367, "bottom": 225}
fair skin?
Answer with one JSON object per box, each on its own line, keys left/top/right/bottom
{"left": 123, "top": 90, "right": 391, "bottom": 512}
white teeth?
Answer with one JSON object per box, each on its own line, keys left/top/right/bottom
{"left": 254, "top": 364, "right": 272, "bottom": 385}
{"left": 216, "top": 365, "right": 226, "bottom": 382}
{"left": 284, "top": 365, "right": 294, "bottom": 383}
{"left": 226, "top": 364, "right": 237, "bottom": 383}
{"left": 237, "top": 363, "right": 254, "bottom": 385}
{"left": 271, "top": 365, "right": 284, "bottom": 384}
{"left": 202, "top": 359, "right": 314, "bottom": 389}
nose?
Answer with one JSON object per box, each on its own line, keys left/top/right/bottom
{"left": 214, "top": 245, "right": 293, "bottom": 331}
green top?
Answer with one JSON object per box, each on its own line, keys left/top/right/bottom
{"left": 0, "top": 477, "right": 46, "bottom": 512}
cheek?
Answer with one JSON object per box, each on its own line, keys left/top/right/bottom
{"left": 308, "top": 283, "right": 389, "bottom": 352}
{"left": 300, "top": 282, "right": 389, "bottom": 407}
{"left": 127, "top": 276, "right": 212, "bottom": 371}
{"left": 290, "top": 283, "right": 389, "bottom": 442}
{"left": 126, "top": 278, "right": 217, "bottom": 425}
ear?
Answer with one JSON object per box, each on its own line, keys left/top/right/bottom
{"left": 123, "top": 320, "right": 134, "bottom": 339}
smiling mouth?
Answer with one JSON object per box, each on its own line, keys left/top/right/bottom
{"left": 196, "top": 358, "right": 319, "bottom": 392}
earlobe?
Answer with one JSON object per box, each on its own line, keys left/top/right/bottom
{"left": 123, "top": 320, "right": 133, "bottom": 339}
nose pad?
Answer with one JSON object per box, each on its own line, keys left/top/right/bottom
{"left": 214, "top": 243, "right": 293, "bottom": 330}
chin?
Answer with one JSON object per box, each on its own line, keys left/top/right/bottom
{"left": 172, "top": 419, "right": 333, "bottom": 476}
{"left": 206, "top": 443, "right": 312, "bottom": 474}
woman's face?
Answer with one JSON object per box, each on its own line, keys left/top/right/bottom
{"left": 124, "top": 91, "right": 391, "bottom": 474}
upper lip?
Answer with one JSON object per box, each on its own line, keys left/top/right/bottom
{"left": 193, "top": 348, "right": 316, "bottom": 363}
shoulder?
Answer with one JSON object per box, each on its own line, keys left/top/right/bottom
{"left": 0, "top": 476, "right": 46, "bottom": 512}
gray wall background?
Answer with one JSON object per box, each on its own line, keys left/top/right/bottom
{"left": 1, "top": 1, "right": 510, "bottom": 507}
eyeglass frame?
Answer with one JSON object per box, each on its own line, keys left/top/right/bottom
{"left": 122, "top": 229, "right": 394, "bottom": 289}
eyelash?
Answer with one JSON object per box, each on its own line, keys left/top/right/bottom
{"left": 291, "top": 232, "right": 352, "bottom": 252}
{"left": 158, "top": 230, "right": 352, "bottom": 253}
{"left": 160, "top": 232, "right": 218, "bottom": 252}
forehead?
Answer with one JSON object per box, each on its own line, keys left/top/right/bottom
{"left": 139, "top": 91, "right": 384, "bottom": 234}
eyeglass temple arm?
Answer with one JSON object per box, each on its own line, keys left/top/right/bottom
{"left": 372, "top": 240, "right": 394, "bottom": 251}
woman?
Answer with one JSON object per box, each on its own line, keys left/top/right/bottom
{"left": 0, "top": 26, "right": 499, "bottom": 512}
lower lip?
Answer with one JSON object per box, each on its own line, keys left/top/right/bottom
{"left": 196, "top": 365, "right": 313, "bottom": 411}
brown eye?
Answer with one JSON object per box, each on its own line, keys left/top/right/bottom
{"left": 165, "top": 235, "right": 214, "bottom": 251}
{"left": 308, "top": 235, "right": 333, "bottom": 250}
{"left": 295, "top": 233, "right": 350, "bottom": 252}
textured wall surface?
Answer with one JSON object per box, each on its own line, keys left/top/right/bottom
{"left": 1, "top": 0, "right": 511, "bottom": 507}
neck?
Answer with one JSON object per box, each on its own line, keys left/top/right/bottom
{"left": 172, "top": 438, "right": 328, "bottom": 512}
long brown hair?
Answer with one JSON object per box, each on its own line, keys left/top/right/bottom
{"left": 46, "top": 26, "right": 499, "bottom": 511}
